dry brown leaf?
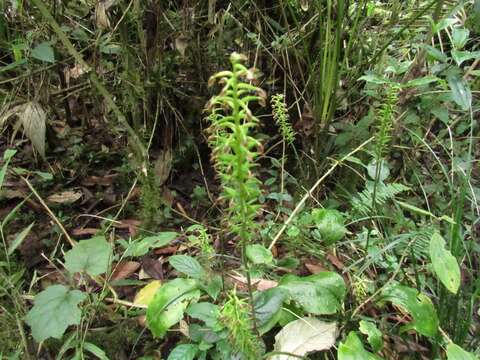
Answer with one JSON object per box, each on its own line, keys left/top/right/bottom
{"left": 326, "top": 253, "right": 344, "bottom": 270}
{"left": 72, "top": 228, "right": 99, "bottom": 236}
{"left": 111, "top": 261, "right": 140, "bottom": 281}
{"left": 47, "top": 190, "right": 82, "bottom": 204}
{"left": 230, "top": 274, "right": 278, "bottom": 291}
{"left": 305, "top": 262, "right": 327, "bottom": 274}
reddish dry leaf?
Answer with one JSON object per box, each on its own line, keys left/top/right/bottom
{"left": 115, "top": 219, "right": 141, "bottom": 237}
{"left": 111, "top": 261, "right": 140, "bottom": 281}
{"left": 229, "top": 274, "right": 278, "bottom": 291}
{"left": 326, "top": 253, "right": 344, "bottom": 270}
{"left": 141, "top": 258, "right": 163, "bottom": 280}
{"left": 82, "top": 174, "right": 117, "bottom": 187}
{"left": 305, "top": 262, "right": 327, "bottom": 274}
{"left": 154, "top": 245, "right": 178, "bottom": 255}
{"left": 72, "top": 228, "right": 99, "bottom": 236}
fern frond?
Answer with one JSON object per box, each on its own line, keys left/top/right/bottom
{"left": 352, "top": 182, "right": 410, "bottom": 216}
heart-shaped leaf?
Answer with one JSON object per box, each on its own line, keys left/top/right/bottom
{"left": 169, "top": 255, "right": 205, "bottom": 279}
{"left": 338, "top": 331, "right": 383, "bottom": 360}
{"left": 64, "top": 236, "right": 112, "bottom": 276}
{"left": 25, "top": 285, "right": 86, "bottom": 342}
{"left": 246, "top": 244, "right": 274, "bottom": 264}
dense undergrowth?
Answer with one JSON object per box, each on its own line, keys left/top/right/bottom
{"left": 0, "top": 0, "right": 479, "bottom": 359}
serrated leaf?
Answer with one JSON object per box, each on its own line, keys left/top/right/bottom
{"left": 270, "top": 317, "right": 338, "bottom": 360}
{"left": 8, "top": 222, "right": 34, "bottom": 255}
{"left": 429, "top": 232, "right": 461, "bottom": 294}
{"left": 246, "top": 244, "right": 273, "bottom": 264}
{"left": 446, "top": 343, "right": 478, "bottom": 360}
{"left": 311, "top": 209, "right": 346, "bottom": 245}
{"left": 134, "top": 280, "right": 162, "bottom": 307}
{"left": 125, "top": 232, "right": 177, "bottom": 257}
{"left": 338, "top": 331, "right": 383, "bottom": 360}
{"left": 167, "top": 344, "right": 198, "bottom": 360}
{"left": 169, "top": 255, "right": 205, "bottom": 279}
{"left": 359, "top": 320, "right": 383, "bottom": 352}
{"left": 146, "top": 278, "right": 200, "bottom": 338}
{"left": 279, "top": 272, "right": 346, "bottom": 314}
{"left": 254, "top": 287, "right": 288, "bottom": 335}
{"left": 64, "top": 236, "right": 112, "bottom": 276}
{"left": 25, "top": 285, "right": 86, "bottom": 342}
{"left": 31, "top": 42, "right": 55, "bottom": 63}
{"left": 380, "top": 284, "right": 438, "bottom": 337}
{"left": 447, "top": 72, "right": 472, "bottom": 110}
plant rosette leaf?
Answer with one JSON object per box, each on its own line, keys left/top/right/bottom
{"left": 380, "top": 284, "right": 438, "bottom": 337}
{"left": 270, "top": 317, "right": 338, "bottom": 360}
{"left": 429, "top": 232, "right": 461, "bottom": 294}
{"left": 446, "top": 343, "right": 478, "bottom": 360}
{"left": 278, "top": 272, "right": 346, "bottom": 314}
{"left": 311, "top": 209, "right": 346, "bottom": 245}
{"left": 254, "top": 287, "right": 289, "bottom": 335}
{"left": 359, "top": 320, "right": 383, "bottom": 352}
{"left": 25, "top": 285, "right": 86, "bottom": 342}
{"left": 169, "top": 255, "right": 205, "bottom": 279}
{"left": 64, "top": 236, "right": 112, "bottom": 276}
{"left": 338, "top": 331, "right": 384, "bottom": 360}
{"left": 246, "top": 244, "right": 274, "bottom": 265}
{"left": 146, "top": 278, "right": 200, "bottom": 338}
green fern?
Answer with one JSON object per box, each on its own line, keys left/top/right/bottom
{"left": 352, "top": 182, "right": 410, "bottom": 216}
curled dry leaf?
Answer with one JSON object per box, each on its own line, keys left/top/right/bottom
{"left": 0, "top": 101, "right": 46, "bottom": 157}
{"left": 47, "top": 190, "right": 82, "bottom": 204}
{"left": 229, "top": 274, "right": 278, "bottom": 291}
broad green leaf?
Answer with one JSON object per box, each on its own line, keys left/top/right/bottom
{"left": 201, "top": 273, "right": 223, "bottom": 300}
{"left": 452, "top": 28, "right": 469, "bottom": 49}
{"left": 359, "top": 320, "right": 383, "bottom": 352}
{"left": 338, "top": 332, "right": 383, "bottom": 360}
{"left": 0, "top": 149, "right": 16, "bottom": 190}
{"left": 446, "top": 343, "right": 478, "bottom": 360}
{"left": 271, "top": 318, "right": 338, "bottom": 360}
{"left": 405, "top": 75, "right": 440, "bottom": 88}
{"left": 31, "top": 42, "right": 55, "bottom": 63}
{"left": 186, "top": 302, "right": 220, "bottom": 328}
{"left": 25, "top": 285, "right": 86, "bottom": 342}
{"left": 447, "top": 72, "right": 472, "bottom": 110}
{"left": 423, "top": 45, "right": 448, "bottom": 62}
{"left": 169, "top": 255, "right": 205, "bottom": 279}
{"left": 451, "top": 50, "right": 480, "bottom": 67}
{"left": 133, "top": 280, "right": 162, "bottom": 307}
{"left": 83, "top": 342, "right": 109, "bottom": 360}
{"left": 367, "top": 159, "right": 390, "bottom": 182}
{"left": 279, "top": 272, "right": 346, "bottom": 315}
{"left": 125, "top": 232, "right": 177, "bottom": 257}
{"left": 246, "top": 244, "right": 273, "bottom": 264}
{"left": 167, "top": 344, "right": 198, "bottom": 360}
{"left": 7, "top": 222, "right": 34, "bottom": 255}
{"left": 253, "top": 287, "right": 288, "bottom": 335}
{"left": 311, "top": 209, "right": 346, "bottom": 245}
{"left": 146, "top": 278, "right": 200, "bottom": 338}
{"left": 380, "top": 284, "right": 438, "bottom": 337}
{"left": 358, "top": 73, "right": 391, "bottom": 85}
{"left": 429, "top": 232, "right": 461, "bottom": 294}
{"left": 64, "top": 236, "right": 112, "bottom": 276}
